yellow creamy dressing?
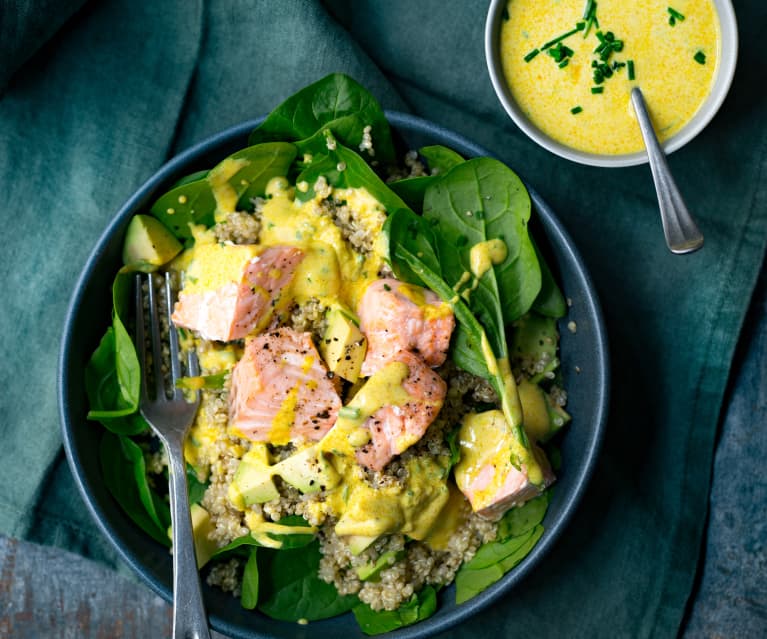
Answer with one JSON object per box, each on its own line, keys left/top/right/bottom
{"left": 258, "top": 178, "right": 386, "bottom": 309}
{"left": 501, "top": 0, "right": 720, "bottom": 154}
{"left": 319, "top": 361, "right": 412, "bottom": 457}
{"left": 209, "top": 157, "right": 250, "bottom": 221}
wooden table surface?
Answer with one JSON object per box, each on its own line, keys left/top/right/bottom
{"left": 2, "top": 271, "right": 765, "bottom": 638}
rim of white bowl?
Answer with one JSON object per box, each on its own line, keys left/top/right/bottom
{"left": 485, "top": 0, "right": 739, "bottom": 168}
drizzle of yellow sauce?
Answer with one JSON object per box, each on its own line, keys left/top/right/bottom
{"left": 469, "top": 239, "right": 508, "bottom": 279}
{"left": 268, "top": 385, "right": 300, "bottom": 446}
{"left": 500, "top": 0, "right": 720, "bottom": 154}
{"left": 258, "top": 178, "right": 386, "bottom": 308}
{"left": 455, "top": 410, "right": 515, "bottom": 508}
{"left": 208, "top": 157, "right": 250, "bottom": 221}
{"left": 319, "top": 361, "right": 412, "bottom": 457}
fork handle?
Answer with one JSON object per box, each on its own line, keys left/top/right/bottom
{"left": 166, "top": 439, "right": 212, "bottom": 639}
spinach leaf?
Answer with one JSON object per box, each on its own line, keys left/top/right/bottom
{"left": 248, "top": 73, "right": 395, "bottom": 165}
{"left": 352, "top": 586, "right": 437, "bottom": 635}
{"left": 99, "top": 432, "right": 170, "bottom": 546}
{"left": 496, "top": 492, "right": 549, "bottom": 540}
{"left": 241, "top": 548, "right": 259, "bottom": 610}
{"left": 211, "top": 533, "right": 262, "bottom": 560}
{"left": 423, "top": 158, "right": 541, "bottom": 324}
{"left": 530, "top": 236, "right": 567, "bottom": 318}
{"left": 388, "top": 144, "right": 465, "bottom": 209}
{"left": 111, "top": 273, "right": 140, "bottom": 408}
{"left": 258, "top": 540, "right": 357, "bottom": 621}
{"left": 171, "top": 169, "right": 209, "bottom": 189}
{"left": 86, "top": 274, "right": 144, "bottom": 432}
{"left": 455, "top": 524, "right": 544, "bottom": 604}
{"left": 151, "top": 142, "right": 297, "bottom": 239}
{"left": 295, "top": 131, "right": 409, "bottom": 217}
{"left": 266, "top": 514, "right": 315, "bottom": 549}
{"left": 420, "top": 145, "right": 465, "bottom": 174}
{"left": 187, "top": 465, "right": 208, "bottom": 505}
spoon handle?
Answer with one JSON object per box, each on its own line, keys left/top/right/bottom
{"left": 630, "top": 87, "right": 704, "bottom": 254}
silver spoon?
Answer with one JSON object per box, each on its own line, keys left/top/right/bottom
{"left": 630, "top": 87, "right": 704, "bottom": 254}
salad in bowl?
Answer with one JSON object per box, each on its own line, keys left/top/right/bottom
{"left": 67, "top": 74, "right": 605, "bottom": 637}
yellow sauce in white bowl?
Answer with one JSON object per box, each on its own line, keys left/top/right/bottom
{"left": 485, "top": 0, "right": 738, "bottom": 166}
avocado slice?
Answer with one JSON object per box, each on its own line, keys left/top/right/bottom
{"left": 319, "top": 307, "right": 367, "bottom": 383}
{"left": 518, "top": 378, "right": 570, "bottom": 442}
{"left": 228, "top": 444, "right": 279, "bottom": 507}
{"left": 122, "top": 214, "right": 182, "bottom": 272}
{"left": 167, "top": 503, "right": 219, "bottom": 568}
{"left": 355, "top": 550, "right": 405, "bottom": 581}
{"left": 273, "top": 444, "right": 341, "bottom": 494}
{"left": 346, "top": 534, "right": 379, "bottom": 556}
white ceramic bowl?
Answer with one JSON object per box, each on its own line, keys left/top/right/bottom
{"left": 485, "top": 0, "right": 738, "bottom": 167}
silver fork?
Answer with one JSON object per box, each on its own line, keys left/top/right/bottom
{"left": 135, "top": 272, "right": 211, "bottom": 639}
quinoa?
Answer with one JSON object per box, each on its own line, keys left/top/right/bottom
{"left": 148, "top": 164, "right": 567, "bottom": 618}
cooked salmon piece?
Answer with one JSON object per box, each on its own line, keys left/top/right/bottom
{"left": 229, "top": 327, "right": 341, "bottom": 444}
{"left": 454, "top": 410, "right": 555, "bottom": 520}
{"left": 355, "top": 350, "right": 447, "bottom": 471}
{"left": 172, "top": 244, "right": 303, "bottom": 342}
{"left": 357, "top": 278, "right": 455, "bottom": 377}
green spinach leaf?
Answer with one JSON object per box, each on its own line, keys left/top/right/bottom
{"left": 266, "top": 514, "right": 316, "bottom": 549}
{"left": 423, "top": 158, "right": 541, "bottom": 324}
{"left": 455, "top": 524, "right": 544, "bottom": 604}
{"left": 241, "top": 548, "right": 259, "bottom": 610}
{"left": 295, "top": 132, "right": 409, "bottom": 218}
{"left": 99, "top": 432, "right": 170, "bottom": 546}
{"left": 248, "top": 73, "right": 395, "bottom": 165}
{"left": 86, "top": 274, "right": 144, "bottom": 431}
{"left": 496, "top": 492, "right": 549, "bottom": 540}
{"left": 530, "top": 236, "right": 567, "bottom": 318}
{"left": 352, "top": 586, "right": 437, "bottom": 635}
{"left": 388, "top": 145, "right": 465, "bottom": 209}
{"left": 151, "top": 142, "right": 297, "bottom": 239}
{"left": 187, "top": 465, "right": 208, "bottom": 505}
{"left": 258, "top": 540, "right": 357, "bottom": 621}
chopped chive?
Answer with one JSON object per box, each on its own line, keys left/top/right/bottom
{"left": 524, "top": 48, "right": 540, "bottom": 62}
{"left": 591, "top": 86, "right": 604, "bottom": 93}
{"left": 694, "top": 50, "right": 706, "bottom": 64}
{"left": 627, "top": 59, "right": 635, "bottom": 80}
{"left": 339, "top": 406, "right": 362, "bottom": 419}
{"left": 668, "top": 7, "right": 685, "bottom": 26}
{"left": 541, "top": 24, "right": 584, "bottom": 50}
{"left": 558, "top": 59, "right": 569, "bottom": 68}
{"left": 571, "top": 106, "right": 583, "bottom": 114}
{"left": 582, "top": 0, "right": 595, "bottom": 19}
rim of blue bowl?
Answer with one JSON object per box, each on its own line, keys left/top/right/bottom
{"left": 59, "top": 111, "right": 610, "bottom": 639}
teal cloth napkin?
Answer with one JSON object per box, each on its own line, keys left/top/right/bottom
{"left": 1, "top": 1, "right": 765, "bottom": 637}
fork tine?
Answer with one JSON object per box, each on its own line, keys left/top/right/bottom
{"left": 146, "top": 273, "right": 166, "bottom": 400}
{"left": 135, "top": 274, "right": 149, "bottom": 402}
{"left": 164, "top": 273, "right": 184, "bottom": 400}
{"left": 188, "top": 349, "right": 200, "bottom": 377}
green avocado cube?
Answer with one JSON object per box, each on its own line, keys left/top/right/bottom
{"left": 122, "top": 214, "right": 182, "bottom": 271}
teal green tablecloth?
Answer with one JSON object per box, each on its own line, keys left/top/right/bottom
{"left": 1, "top": 1, "right": 765, "bottom": 637}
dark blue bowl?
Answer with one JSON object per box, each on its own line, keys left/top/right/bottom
{"left": 59, "top": 112, "right": 609, "bottom": 639}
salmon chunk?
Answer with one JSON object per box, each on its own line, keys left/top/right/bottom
{"left": 357, "top": 278, "right": 455, "bottom": 377}
{"left": 229, "top": 327, "right": 341, "bottom": 444}
{"left": 172, "top": 244, "right": 303, "bottom": 341}
{"left": 454, "top": 410, "right": 555, "bottom": 520}
{"left": 355, "top": 350, "right": 447, "bottom": 471}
